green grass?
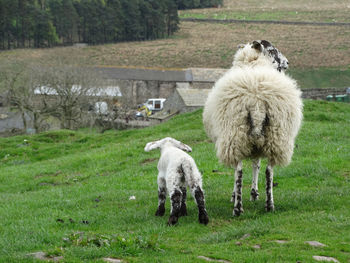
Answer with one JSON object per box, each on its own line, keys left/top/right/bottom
{"left": 179, "top": 10, "right": 350, "bottom": 23}
{"left": 289, "top": 67, "right": 350, "bottom": 89}
{"left": 0, "top": 100, "right": 350, "bottom": 262}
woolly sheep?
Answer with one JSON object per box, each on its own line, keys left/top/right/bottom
{"left": 144, "top": 137, "right": 209, "bottom": 225}
{"left": 203, "top": 40, "right": 303, "bottom": 216}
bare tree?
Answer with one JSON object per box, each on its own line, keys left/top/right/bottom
{"left": 38, "top": 64, "right": 102, "bottom": 130}
{"left": 0, "top": 59, "right": 29, "bottom": 131}
{"left": 0, "top": 59, "right": 64, "bottom": 133}
{"left": 94, "top": 97, "right": 130, "bottom": 133}
{"left": 1, "top": 56, "right": 130, "bottom": 133}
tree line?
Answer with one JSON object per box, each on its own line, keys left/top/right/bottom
{"left": 0, "top": 0, "right": 180, "bottom": 49}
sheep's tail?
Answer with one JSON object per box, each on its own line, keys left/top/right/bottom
{"left": 247, "top": 101, "right": 269, "bottom": 138}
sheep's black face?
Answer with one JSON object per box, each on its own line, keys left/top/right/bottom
{"left": 252, "top": 40, "right": 289, "bottom": 72}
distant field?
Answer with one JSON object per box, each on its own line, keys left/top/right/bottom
{"left": 0, "top": 0, "right": 349, "bottom": 89}
{"left": 180, "top": 0, "right": 350, "bottom": 23}
{"left": 2, "top": 21, "right": 350, "bottom": 70}
{"left": 289, "top": 68, "right": 350, "bottom": 89}
{"left": 222, "top": 0, "right": 350, "bottom": 11}
{"left": 180, "top": 10, "right": 350, "bottom": 23}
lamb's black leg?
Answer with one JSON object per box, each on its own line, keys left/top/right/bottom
{"left": 155, "top": 176, "right": 166, "bottom": 216}
{"left": 168, "top": 189, "right": 182, "bottom": 225}
{"left": 193, "top": 186, "right": 209, "bottom": 225}
{"left": 233, "top": 161, "right": 244, "bottom": 216}
{"left": 155, "top": 186, "right": 166, "bottom": 216}
{"left": 265, "top": 164, "right": 275, "bottom": 212}
{"left": 179, "top": 186, "right": 188, "bottom": 216}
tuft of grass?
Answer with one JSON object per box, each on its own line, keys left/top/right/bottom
{"left": 0, "top": 100, "right": 349, "bottom": 262}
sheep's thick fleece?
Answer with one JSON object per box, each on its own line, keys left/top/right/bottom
{"left": 203, "top": 44, "right": 303, "bottom": 167}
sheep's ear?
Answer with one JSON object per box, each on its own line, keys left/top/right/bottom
{"left": 252, "top": 41, "right": 262, "bottom": 52}
{"left": 169, "top": 138, "right": 192, "bottom": 152}
{"left": 144, "top": 141, "right": 161, "bottom": 152}
{"left": 237, "top": 44, "right": 245, "bottom": 49}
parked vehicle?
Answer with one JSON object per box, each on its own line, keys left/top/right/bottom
{"left": 136, "top": 98, "right": 166, "bottom": 118}
{"left": 144, "top": 98, "right": 166, "bottom": 112}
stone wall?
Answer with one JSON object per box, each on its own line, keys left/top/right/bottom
{"left": 106, "top": 79, "right": 177, "bottom": 106}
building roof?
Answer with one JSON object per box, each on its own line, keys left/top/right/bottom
{"left": 189, "top": 68, "right": 227, "bottom": 82}
{"left": 176, "top": 88, "right": 211, "bottom": 107}
{"left": 96, "top": 67, "right": 193, "bottom": 82}
{"left": 34, "top": 85, "right": 122, "bottom": 97}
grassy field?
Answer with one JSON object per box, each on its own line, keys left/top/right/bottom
{"left": 0, "top": 100, "right": 349, "bottom": 262}
{"left": 180, "top": 0, "right": 350, "bottom": 23}
{"left": 1, "top": 0, "right": 350, "bottom": 90}
{"left": 2, "top": 21, "right": 350, "bottom": 70}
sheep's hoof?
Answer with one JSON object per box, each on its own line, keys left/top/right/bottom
{"left": 265, "top": 204, "right": 275, "bottom": 212}
{"left": 167, "top": 215, "right": 179, "bottom": 226}
{"left": 179, "top": 205, "right": 188, "bottom": 217}
{"left": 250, "top": 189, "right": 259, "bottom": 201}
{"left": 199, "top": 210, "right": 209, "bottom": 225}
{"left": 155, "top": 207, "right": 165, "bottom": 217}
{"left": 233, "top": 207, "right": 244, "bottom": 217}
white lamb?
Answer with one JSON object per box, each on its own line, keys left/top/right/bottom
{"left": 203, "top": 40, "right": 303, "bottom": 216}
{"left": 144, "top": 137, "right": 209, "bottom": 225}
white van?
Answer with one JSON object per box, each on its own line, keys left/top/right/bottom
{"left": 144, "top": 98, "right": 166, "bottom": 111}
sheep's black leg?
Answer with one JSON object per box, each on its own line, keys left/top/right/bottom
{"left": 179, "top": 186, "right": 188, "bottom": 216}
{"left": 265, "top": 164, "right": 275, "bottom": 212}
{"left": 168, "top": 189, "right": 182, "bottom": 225}
{"left": 250, "top": 158, "right": 260, "bottom": 201}
{"left": 193, "top": 186, "right": 209, "bottom": 225}
{"left": 233, "top": 161, "right": 244, "bottom": 217}
{"left": 155, "top": 176, "right": 166, "bottom": 216}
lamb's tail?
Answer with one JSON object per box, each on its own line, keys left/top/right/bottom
{"left": 178, "top": 158, "right": 201, "bottom": 187}
{"left": 247, "top": 101, "right": 269, "bottom": 138}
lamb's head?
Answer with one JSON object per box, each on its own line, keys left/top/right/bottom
{"left": 144, "top": 137, "right": 192, "bottom": 152}
{"left": 234, "top": 40, "right": 289, "bottom": 72}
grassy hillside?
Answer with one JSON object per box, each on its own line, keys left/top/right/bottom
{"left": 0, "top": 100, "right": 349, "bottom": 262}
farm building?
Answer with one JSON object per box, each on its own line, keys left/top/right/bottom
{"left": 149, "top": 88, "right": 211, "bottom": 122}
{"left": 163, "top": 88, "right": 211, "bottom": 113}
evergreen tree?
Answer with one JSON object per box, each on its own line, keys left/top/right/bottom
{"left": 120, "top": 0, "right": 142, "bottom": 41}
{"left": 0, "top": 0, "right": 181, "bottom": 49}
{"left": 33, "top": 8, "right": 59, "bottom": 47}
{"left": 49, "top": 0, "right": 78, "bottom": 44}
{"left": 163, "top": 0, "right": 178, "bottom": 36}
{"left": 105, "top": 0, "right": 123, "bottom": 42}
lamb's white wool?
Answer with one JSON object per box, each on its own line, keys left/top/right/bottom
{"left": 203, "top": 40, "right": 303, "bottom": 216}
{"left": 144, "top": 137, "right": 209, "bottom": 225}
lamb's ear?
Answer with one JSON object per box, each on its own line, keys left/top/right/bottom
{"left": 144, "top": 141, "right": 162, "bottom": 152}
{"left": 169, "top": 138, "right": 192, "bottom": 152}
{"left": 252, "top": 41, "right": 262, "bottom": 52}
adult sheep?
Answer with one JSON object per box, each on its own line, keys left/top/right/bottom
{"left": 203, "top": 40, "right": 303, "bottom": 216}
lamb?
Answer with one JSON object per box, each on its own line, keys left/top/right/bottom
{"left": 144, "top": 137, "right": 209, "bottom": 225}
{"left": 203, "top": 40, "right": 303, "bottom": 216}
